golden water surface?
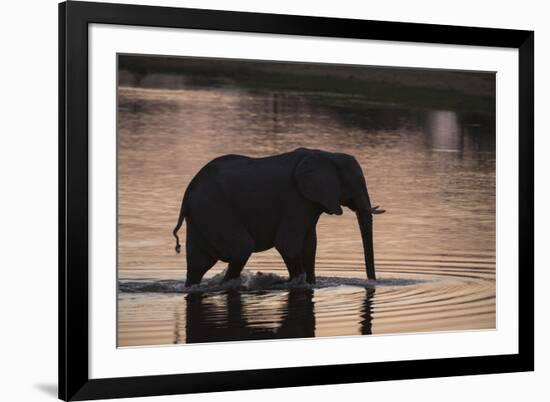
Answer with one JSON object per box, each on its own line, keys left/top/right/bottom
{"left": 117, "top": 84, "right": 495, "bottom": 347}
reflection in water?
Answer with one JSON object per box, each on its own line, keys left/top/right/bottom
{"left": 118, "top": 272, "right": 496, "bottom": 346}
{"left": 117, "top": 79, "right": 496, "bottom": 346}
{"left": 360, "top": 288, "right": 376, "bottom": 335}
{"left": 427, "top": 111, "right": 462, "bottom": 152}
{"left": 185, "top": 289, "right": 315, "bottom": 343}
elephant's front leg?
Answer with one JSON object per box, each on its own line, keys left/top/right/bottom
{"left": 275, "top": 211, "right": 321, "bottom": 282}
{"left": 275, "top": 222, "right": 307, "bottom": 281}
{"left": 302, "top": 228, "right": 317, "bottom": 284}
{"left": 281, "top": 255, "right": 305, "bottom": 281}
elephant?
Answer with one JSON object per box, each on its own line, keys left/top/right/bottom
{"left": 173, "top": 147, "right": 385, "bottom": 286}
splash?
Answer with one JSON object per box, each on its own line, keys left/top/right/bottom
{"left": 118, "top": 269, "right": 424, "bottom": 294}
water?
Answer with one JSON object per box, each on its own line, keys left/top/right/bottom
{"left": 117, "top": 83, "right": 495, "bottom": 347}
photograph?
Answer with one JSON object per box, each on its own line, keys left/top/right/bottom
{"left": 116, "top": 54, "right": 496, "bottom": 347}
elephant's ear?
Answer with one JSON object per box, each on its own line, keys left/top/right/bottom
{"left": 294, "top": 155, "right": 343, "bottom": 215}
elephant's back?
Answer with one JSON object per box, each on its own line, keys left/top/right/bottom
{"left": 207, "top": 153, "right": 251, "bottom": 166}
{"left": 183, "top": 154, "right": 255, "bottom": 211}
{"left": 186, "top": 154, "right": 250, "bottom": 191}
{"left": 185, "top": 151, "right": 298, "bottom": 214}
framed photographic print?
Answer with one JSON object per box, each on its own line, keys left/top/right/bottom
{"left": 59, "top": 1, "right": 534, "bottom": 400}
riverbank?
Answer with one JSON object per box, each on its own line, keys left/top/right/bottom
{"left": 118, "top": 55, "right": 495, "bottom": 114}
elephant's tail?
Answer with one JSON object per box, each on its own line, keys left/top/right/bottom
{"left": 173, "top": 199, "right": 187, "bottom": 254}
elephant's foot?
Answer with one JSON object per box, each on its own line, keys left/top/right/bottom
{"left": 287, "top": 272, "right": 307, "bottom": 285}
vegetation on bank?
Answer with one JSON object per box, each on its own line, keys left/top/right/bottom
{"left": 118, "top": 55, "right": 496, "bottom": 114}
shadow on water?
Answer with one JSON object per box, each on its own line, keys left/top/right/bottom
{"left": 185, "top": 288, "right": 316, "bottom": 343}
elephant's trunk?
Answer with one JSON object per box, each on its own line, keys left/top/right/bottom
{"left": 354, "top": 180, "right": 384, "bottom": 281}
{"left": 356, "top": 209, "right": 376, "bottom": 281}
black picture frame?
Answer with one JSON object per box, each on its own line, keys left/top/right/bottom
{"left": 59, "top": 1, "right": 534, "bottom": 400}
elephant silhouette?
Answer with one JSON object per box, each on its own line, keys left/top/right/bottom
{"left": 173, "top": 148, "right": 385, "bottom": 286}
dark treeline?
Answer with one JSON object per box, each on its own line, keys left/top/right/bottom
{"left": 118, "top": 54, "right": 495, "bottom": 114}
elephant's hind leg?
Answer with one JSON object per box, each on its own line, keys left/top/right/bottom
{"left": 189, "top": 184, "right": 254, "bottom": 277}
{"left": 185, "top": 252, "right": 217, "bottom": 287}
{"left": 185, "top": 222, "right": 218, "bottom": 287}
{"left": 223, "top": 257, "right": 250, "bottom": 283}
